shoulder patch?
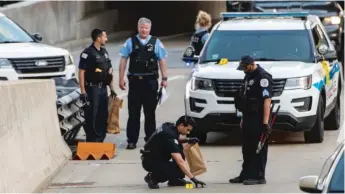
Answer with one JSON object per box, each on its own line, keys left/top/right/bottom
{"left": 260, "top": 78, "right": 269, "bottom": 87}
{"left": 262, "top": 89, "right": 269, "bottom": 97}
{"left": 174, "top": 139, "right": 179, "bottom": 144}
{"left": 81, "top": 53, "right": 88, "bottom": 59}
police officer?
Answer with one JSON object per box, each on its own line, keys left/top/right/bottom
{"left": 78, "top": 28, "right": 116, "bottom": 142}
{"left": 231, "top": 55, "right": 273, "bottom": 185}
{"left": 190, "top": 10, "right": 211, "bottom": 55}
{"left": 118, "top": 17, "right": 168, "bottom": 149}
{"left": 140, "top": 116, "right": 206, "bottom": 189}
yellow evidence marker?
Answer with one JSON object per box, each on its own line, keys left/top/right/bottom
{"left": 185, "top": 183, "right": 194, "bottom": 189}
{"left": 217, "top": 58, "right": 228, "bottom": 65}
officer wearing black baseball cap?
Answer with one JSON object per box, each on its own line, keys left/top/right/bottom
{"left": 236, "top": 55, "right": 255, "bottom": 71}
{"left": 231, "top": 55, "right": 273, "bottom": 185}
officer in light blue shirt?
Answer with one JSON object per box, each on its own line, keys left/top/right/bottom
{"left": 118, "top": 17, "right": 168, "bottom": 150}
{"left": 190, "top": 10, "right": 212, "bottom": 55}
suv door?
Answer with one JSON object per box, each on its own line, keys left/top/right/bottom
{"left": 311, "top": 24, "right": 339, "bottom": 108}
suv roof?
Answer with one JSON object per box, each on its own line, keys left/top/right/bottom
{"left": 215, "top": 12, "right": 319, "bottom": 31}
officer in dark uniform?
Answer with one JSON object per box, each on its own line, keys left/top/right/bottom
{"left": 231, "top": 55, "right": 273, "bottom": 185}
{"left": 191, "top": 30, "right": 209, "bottom": 56}
{"left": 140, "top": 116, "right": 206, "bottom": 189}
{"left": 78, "top": 28, "right": 116, "bottom": 142}
{"left": 190, "top": 10, "right": 211, "bottom": 55}
{"left": 119, "top": 17, "right": 168, "bottom": 149}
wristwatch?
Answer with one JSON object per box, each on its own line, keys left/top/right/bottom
{"left": 162, "top": 77, "right": 168, "bottom": 81}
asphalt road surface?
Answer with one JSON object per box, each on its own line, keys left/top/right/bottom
{"left": 43, "top": 36, "right": 344, "bottom": 193}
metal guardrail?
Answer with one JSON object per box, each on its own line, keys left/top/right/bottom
{"left": 54, "top": 77, "right": 86, "bottom": 147}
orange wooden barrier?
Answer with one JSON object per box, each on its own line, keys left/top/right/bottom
{"left": 73, "top": 142, "right": 116, "bottom": 160}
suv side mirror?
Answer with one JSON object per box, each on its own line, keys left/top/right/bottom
{"left": 317, "top": 44, "right": 328, "bottom": 55}
{"left": 299, "top": 175, "right": 321, "bottom": 193}
{"left": 32, "top": 33, "right": 42, "bottom": 42}
{"left": 182, "top": 46, "right": 199, "bottom": 63}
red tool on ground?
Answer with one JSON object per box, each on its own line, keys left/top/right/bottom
{"left": 256, "top": 103, "right": 281, "bottom": 154}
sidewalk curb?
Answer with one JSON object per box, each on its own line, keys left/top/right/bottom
{"left": 55, "top": 31, "right": 192, "bottom": 52}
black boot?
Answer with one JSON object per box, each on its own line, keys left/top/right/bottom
{"left": 243, "top": 178, "right": 266, "bottom": 185}
{"left": 144, "top": 173, "right": 159, "bottom": 189}
{"left": 229, "top": 176, "right": 245, "bottom": 183}
{"left": 167, "top": 178, "right": 188, "bottom": 186}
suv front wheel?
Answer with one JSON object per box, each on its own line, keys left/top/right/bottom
{"left": 325, "top": 91, "right": 341, "bottom": 130}
{"left": 304, "top": 96, "right": 324, "bottom": 143}
{"left": 188, "top": 122, "right": 208, "bottom": 144}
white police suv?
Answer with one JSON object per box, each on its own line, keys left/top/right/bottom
{"left": 183, "top": 12, "right": 342, "bottom": 144}
{"left": 0, "top": 12, "right": 75, "bottom": 80}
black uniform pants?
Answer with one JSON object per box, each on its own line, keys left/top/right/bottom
{"left": 126, "top": 76, "right": 158, "bottom": 144}
{"left": 142, "top": 158, "right": 185, "bottom": 183}
{"left": 239, "top": 113, "right": 268, "bottom": 180}
{"left": 83, "top": 84, "right": 108, "bottom": 142}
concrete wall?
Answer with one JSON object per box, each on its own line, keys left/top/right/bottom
{"left": 0, "top": 80, "right": 71, "bottom": 192}
{"left": 106, "top": 1, "right": 226, "bottom": 36}
{"left": 0, "top": 1, "right": 226, "bottom": 46}
{"left": 0, "top": 0, "right": 118, "bottom": 45}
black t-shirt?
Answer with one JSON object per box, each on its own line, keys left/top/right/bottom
{"left": 144, "top": 122, "right": 182, "bottom": 161}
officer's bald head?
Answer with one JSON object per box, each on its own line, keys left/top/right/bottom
{"left": 138, "top": 17, "right": 151, "bottom": 38}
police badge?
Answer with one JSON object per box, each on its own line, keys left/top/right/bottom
{"left": 147, "top": 44, "right": 153, "bottom": 51}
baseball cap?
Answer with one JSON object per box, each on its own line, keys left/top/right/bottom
{"left": 237, "top": 55, "right": 254, "bottom": 70}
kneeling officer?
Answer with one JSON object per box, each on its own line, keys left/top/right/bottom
{"left": 140, "top": 116, "right": 206, "bottom": 189}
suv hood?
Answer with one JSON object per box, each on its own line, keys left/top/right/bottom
{"left": 0, "top": 42, "right": 70, "bottom": 58}
{"left": 193, "top": 61, "right": 315, "bottom": 79}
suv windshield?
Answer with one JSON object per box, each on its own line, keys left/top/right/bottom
{"left": 0, "top": 16, "right": 34, "bottom": 43}
{"left": 199, "top": 29, "right": 314, "bottom": 63}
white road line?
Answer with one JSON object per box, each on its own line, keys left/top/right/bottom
{"left": 117, "top": 75, "right": 186, "bottom": 99}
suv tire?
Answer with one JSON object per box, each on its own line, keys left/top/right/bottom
{"left": 304, "top": 96, "right": 324, "bottom": 143}
{"left": 188, "top": 128, "right": 207, "bottom": 145}
{"left": 325, "top": 92, "right": 341, "bottom": 131}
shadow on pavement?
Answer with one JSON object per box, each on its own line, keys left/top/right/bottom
{"left": 203, "top": 131, "right": 306, "bottom": 147}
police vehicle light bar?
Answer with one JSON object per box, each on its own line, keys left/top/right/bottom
{"left": 220, "top": 12, "right": 309, "bottom": 20}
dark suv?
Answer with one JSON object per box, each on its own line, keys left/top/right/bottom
{"left": 226, "top": 1, "right": 344, "bottom": 60}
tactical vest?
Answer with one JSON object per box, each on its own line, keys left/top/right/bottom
{"left": 84, "top": 47, "right": 111, "bottom": 83}
{"left": 142, "top": 123, "right": 180, "bottom": 159}
{"left": 191, "top": 30, "right": 208, "bottom": 55}
{"left": 128, "top": 36, "right": 159, "bottom": 75}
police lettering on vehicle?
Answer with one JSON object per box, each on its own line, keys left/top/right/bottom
{"left": 191, "top": 30, "right": 208, "bottom": 55}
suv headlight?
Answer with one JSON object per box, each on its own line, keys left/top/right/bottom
{"left": 64, "top": 54, "right": 74, "bottom": 66}
{"left": 191, "top": 77, "right": 214, "bottom": 91}
{"left": 0, "top": 59, "right": 12, "bottom": 68}
{"left": 323, "top": 16, "right": 341, "bottom": 25}
{"left": 284, "top": 75, "right": 312, "bottom": 90}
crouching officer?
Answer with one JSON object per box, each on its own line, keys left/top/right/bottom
{"left": 78, "top": 28, "right": 116, "bottom": 142}
{"left": 231, "top": 55, "right": 273, "bottom": 185}
{"left": 140, "top": 116, "right": 206, "bottom": 189}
